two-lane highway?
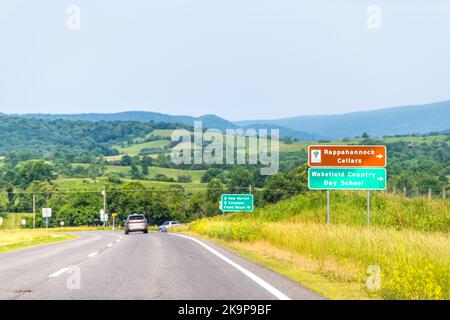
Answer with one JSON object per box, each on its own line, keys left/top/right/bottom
{"left": 0, "top": 231, "right": 323, "bottom": 300}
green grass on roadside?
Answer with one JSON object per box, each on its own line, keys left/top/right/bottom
{"left": 235, "top": 191, "right": 450, "bottom": 232}
{"left": 186, "top": 221, "right": 449, "bottom": 300}
{"left": 50, "top": 226, "right": 122, "bottom": 232}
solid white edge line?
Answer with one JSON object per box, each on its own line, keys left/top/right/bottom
{"left": 170, "top": 233, "right": 291, "bottom": 300}
{"left": 48, "top": 267, "right": 69, "bottom": 278}
{"left": 88, "top": 252, "right": 98, "bottom": 258}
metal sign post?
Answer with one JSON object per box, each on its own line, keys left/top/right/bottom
{"left": 100, "top": 209, "right": 106, "bottom": 228}
{"left": 326, "top": 190, "right": 330, "bottom": 224}
{"left": 32, "top": 195, "right": 36, "bottom": 229}
{"left": 42, "top": 208, "right": 52, "bottom": 235}
{"left": 367, "top": 191, "right": 370, "bottom": 226}
{"left": 112, "top": 213, "right": 117, "bottom": 231}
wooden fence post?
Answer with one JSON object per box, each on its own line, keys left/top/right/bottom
{"left": 428, "top": 188, "right": 432, "bottom": 201}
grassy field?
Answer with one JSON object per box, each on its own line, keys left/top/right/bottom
{"left": 145, "top": 167, "right": 205, "bottom": 182}
{"left": 0, "top": 229, "right": 77, "bottom": 254}
{"left": 150, "top": 129, "right": 175, "bottom": 138}
{"left": 100, "top": 133, "right": 449, "bottom": 163}
{"left": 54, "top": 177, "right": 206, "bottom": 191}
{"left": 185, "top": 192, "right": 450, "bottom": 300}
{"left": 278, "top": 134, "right": 449, "bottom": 153}
{"left": 113, "top": 140, "right": 170, "bottom": 155}
{"left": 67, "top": 164, "right": 206, "bottom": 183}
{"left": 102, "top": 154, "right": 161, "bottom": 162}
{"left": 103, "top": 165, "right": 205, "bottom": 183}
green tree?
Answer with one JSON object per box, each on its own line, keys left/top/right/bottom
{"left": 207, "top": 179, "right": 224, "bottom": 203}
{"left": 262, "top": 164, "right": 308, "bottom": 203}
{"left": 130, "top": 164, "right": 143, "bottom": 180}
{"left": 177, "top": 175, "right": 192, "bottom": 183}
{"left": 227, "top": 168, "right": 254, "bottom": 194}
{"left": 141, "top": 156, "right": 151, "bottom": 175}
{"left": 13, "top": 160, "right": 55, "bottom": 188}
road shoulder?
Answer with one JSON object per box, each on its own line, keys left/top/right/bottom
{"left": 170, "top": 231, "right": 326, "bottom": 300}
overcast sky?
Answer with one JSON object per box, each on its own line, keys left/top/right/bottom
{"left": 0, "top": 1, "right": 449, "bottom": 120}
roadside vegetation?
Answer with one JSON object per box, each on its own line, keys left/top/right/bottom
{"left": 0, "top": 129, "right": 448, "bottom": 228}
{"left": 0, "top": 229, "right": 76, "bottom": 254}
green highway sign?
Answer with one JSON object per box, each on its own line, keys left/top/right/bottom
{"left": 308, "top": 168, "right": 387, "bottom": 190}
{"left": 221, "top": 194, "right": 254, "bottom": 212}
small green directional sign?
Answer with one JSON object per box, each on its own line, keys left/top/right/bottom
{"left": 221, "top": 194, "right": 254, "bottom": 212}
{"left": 308, "top": 168, "right": 386, "bottom": 190}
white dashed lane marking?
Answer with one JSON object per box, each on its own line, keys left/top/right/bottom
{"left": 48, "top": 268, "right": 69, "bottom": 278}
{"left": 88, "top": 252, "right": 98, "bottom": 258}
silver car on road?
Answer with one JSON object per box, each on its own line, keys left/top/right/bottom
{"left": 125, "top": 214, "right": 148, "bottom": 235}
{"left": 158, "top": 221, "right": 180, "bottom": 232}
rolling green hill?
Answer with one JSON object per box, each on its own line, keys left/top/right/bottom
{"left": 15, "top": 111, "right": 238, "bottom": 132}
{"left": 0, "top": 117, "right": 180, "bottom": 158}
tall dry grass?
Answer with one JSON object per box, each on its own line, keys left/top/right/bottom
{"left": 189, "top": 199, "right": 450, "bottom": 300}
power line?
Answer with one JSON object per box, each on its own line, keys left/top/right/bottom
{"left": 3, "top": 186, "right": 255, "bottom": 195}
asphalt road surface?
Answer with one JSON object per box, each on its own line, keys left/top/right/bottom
{"left": 0, "top": 231, "right": 323, "bottom": 300}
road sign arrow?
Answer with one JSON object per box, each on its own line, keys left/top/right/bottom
{"left": 377, "top": 177, "right": 384, "bottom": 181}
{"left": 308, "top": 145, "right": 386, "bottom": 167}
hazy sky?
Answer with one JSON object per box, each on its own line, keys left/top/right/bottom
{"left": 1, "top": 1, "right": 449, "bottom": 120}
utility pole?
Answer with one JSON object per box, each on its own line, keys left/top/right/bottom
{"left": 102, "top": 186, "right": 107, "bottom": 227}
{"left": 32, "top": 194, "right": 36, "bottom": 229}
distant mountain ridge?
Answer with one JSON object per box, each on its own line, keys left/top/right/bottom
{"left": 16, "top": 111, "right": 237, "bottom": 132}
{"left": 236, "top": 100, "right": 450, "bottom": 139}
{"left": 5, "top": 100, "right": 450, "bottom": 140}
{"left": 10, "top": 111, "right": 320, "bottom": 141}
